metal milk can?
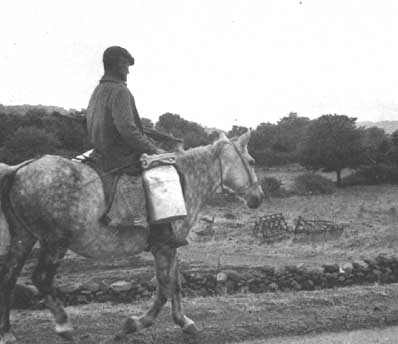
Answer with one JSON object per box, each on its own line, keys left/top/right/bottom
{"left": 141, "top": 153, "right": 187, "bottom": 224}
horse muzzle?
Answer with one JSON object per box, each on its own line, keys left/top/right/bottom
{"left": 245, "top": 183, "right": 264, "bottom": 209}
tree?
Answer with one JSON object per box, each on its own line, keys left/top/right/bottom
{"left": 274, "top": 112, "right": 310, "bottom": 152}
{"left": 248, "top": 122, "right": 278, "bottom": 152}
{"left": 227, "top": 125, "right": 248, "bottom": 138}
{"left": 299, "top": 114, "right": 362, "bottom": 185}
{"left": 391, "top": 130, "right": 398, "bottom": 146}
{"left": 0, "top": 126, "right": 61, "bottom": 164}
{"left": 141, "top": 117, "right": 154, "bottom": 128}
{"left": 359, "top": 126, "right": 389, "bottom": 164}
{"left": 155, "top": 113, "right": 210, "bottom": 148}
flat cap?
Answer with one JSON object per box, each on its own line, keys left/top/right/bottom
{"left": 103, "top": 46, "right": 135, "bottom": 66}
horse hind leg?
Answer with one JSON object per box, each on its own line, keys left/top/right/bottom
{"left": 0, "top": 227, "right": 36, "bottom": 343}
{"left": 32, "top": 237, "right": 73, "bottom": 341}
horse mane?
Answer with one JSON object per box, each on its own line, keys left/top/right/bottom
{"left": 175, "top": 138, "right": 228, "bottom": 169}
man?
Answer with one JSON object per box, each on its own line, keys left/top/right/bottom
{"left": 86, "top": 46, "right": 187, "bottom": 249}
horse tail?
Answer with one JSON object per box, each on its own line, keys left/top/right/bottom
{"left": 0, "top": 159, "right": 36, "bottom": 216}
{"left": 0, "top": 159, "right": 35, "bottom": 195}
{"left": 0, "top": 159, "right": 35, "bottom": 255}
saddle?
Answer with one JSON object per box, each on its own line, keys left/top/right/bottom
{"left": 73, "top": 150, "right": 148, "bottom": 227}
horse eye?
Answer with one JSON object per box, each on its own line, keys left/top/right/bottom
{"left": 248, "top": 159, "right": 255, "bottom": 166}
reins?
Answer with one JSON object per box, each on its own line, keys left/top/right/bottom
{"left": 78, "top": 160, "right": 138, "bottom": 189}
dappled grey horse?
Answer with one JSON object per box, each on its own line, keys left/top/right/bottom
{"left": 0, "top": 131, "right": 263, "bottom": 343}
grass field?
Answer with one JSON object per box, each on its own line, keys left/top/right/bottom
{"left": 183, "top": 175, "right": 398, "bottom": 270}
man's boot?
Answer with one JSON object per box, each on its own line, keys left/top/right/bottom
{"left": 147, "top": 223, "right": 188, "bottom": 251}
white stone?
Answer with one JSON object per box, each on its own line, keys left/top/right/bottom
{"left": 110, "top": 281, "right": 133, "bottom": 292}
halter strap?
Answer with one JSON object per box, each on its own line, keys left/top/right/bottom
{"left": 217, "top": 141, "right": 259, "bottom": 192}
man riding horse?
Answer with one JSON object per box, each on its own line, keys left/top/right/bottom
{"left": 86, "top": 46, "right": 187, "bottom": 249}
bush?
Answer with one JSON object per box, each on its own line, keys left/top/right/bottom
{"left": 0, "top": 126, "right": 61, "bottom": 164}
{"left": 342, "top": 163, "right": 398, "bottom": 186}
{"left": 293, "top": 173, "right": 335, "bottom": 195}
{"left": 260, "top": 177, "right": 290, "bottom": 197}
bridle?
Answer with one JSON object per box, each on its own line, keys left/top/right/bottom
{"left": 217, "top": 141, "right": 260, "bottom": 194}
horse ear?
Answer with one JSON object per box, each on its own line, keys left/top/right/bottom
{"left": 218, "top": 132, "right": 228, "bottom": 141}
{"left": 238, "top": 129, "right": 251, "bottom": 147}
{"left": 176, "top": 142, "right": 184, "bottom": 152}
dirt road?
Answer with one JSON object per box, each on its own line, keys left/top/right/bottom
{"left": 239, "top": 326, "right": 398, "bottom": 344}
{"left": 9, "top": 283, "right": 398, "bottom": 344}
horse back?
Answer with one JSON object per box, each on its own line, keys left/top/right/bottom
{"left": 9, "top": 155, "right": 105, "bottom": 230}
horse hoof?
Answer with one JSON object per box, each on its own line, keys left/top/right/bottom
{"left": 182, "top": 323, "right": 199, "bottom": 335}
{"left": 122, "top": 317, "right": 140, "bottom": 334}
{"left": 0, "top": 333, "right": 17, "bottom": 344}
{"left": 57, "top": 330, "right": 74, "bottom": 342}
{"left": 56, "top": 322, "right": 74, "bottom": 342}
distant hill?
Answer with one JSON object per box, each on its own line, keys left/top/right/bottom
{"left": 357, "top": 121, "right": 398, "bottom": 134}
{"left": 0, "top": 104, "right": 78, "bottom": 116}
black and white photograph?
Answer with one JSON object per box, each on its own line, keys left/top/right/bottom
{"left": 1, "top": 1, "right": 398, "bottom": 343}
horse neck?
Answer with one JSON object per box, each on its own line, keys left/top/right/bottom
{"left": 176, "top": 144, "right": 221, "bottom": 219}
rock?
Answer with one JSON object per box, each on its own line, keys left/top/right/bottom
{"left": 216, "top": 272, "right": 228, "bottom": 282}
{"left": 376, "top": 254, "right": 394, "bottom": 265}
{"left": 225, "top": 280, "right": 236, "bottom": 293}
{"left": 149, "top": 275, "right": 158, "bottom": 288}
{"left": 110, "top": 281, "right": 133, "bottom": 292}
{"left": 364, "top": 258, "right": 378, "bottom": 268}
{"left": 261, "top": 265, "right": 276, "bottom": 275}
{"left": 352, "top": 261, "right": 368, "bottom": 271}
{"left": 324, "top": 273, "right": 338, "bottom": 287}
{"left": 220, "top": 269, "right": 244, "bottom": 282}
{"left": 76, "top": 295, "right": 89, "bottom": 304}
{"left": 285, "top": 265, "right": 303, "bottom": 273}
{"left": 322, "top": 264, "right": 340, "bottom": 274}
{"left": 23, "top": 283, "right": 40, "bottom": 296}
{"left": 58, "top": 283, "right": 81, "bottom": 294}
{"left": 179, "top": 272, "right": 187, "bottom": 285}
{"left": 342, "top": 263, "right": 353, "bottom": 274}
{"left": 98, "top": 281, "right": 111, "bottom": 292}
{"left": 268, "top": 282, "right": 279, "bottom": 291}
{"left": 306, "top": 279, "right": 315, "bottom": 289}
{"left": 290, "top": 280, "right": 302, "bottom": 291}
{"left": 81, "top": 281, "right": 101, "bottom": 293}
{"left": 80, "top": 290, "right": 92, "bottom": 295}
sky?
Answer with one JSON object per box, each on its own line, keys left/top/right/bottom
{"left": 1, "top": 0, "right": 398, "bottom": 130}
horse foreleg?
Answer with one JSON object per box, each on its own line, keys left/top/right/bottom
{"left": 0, "top": 233, "right": 36, "bottom": 344}
{"left": 122, "top": 244, "right": 197, "bottom": 336}
{"left": 122, "top": 244, "right": 172, "bottom": 334}
{"left": 32, "top": 238, "right": 73, "bottom": 341}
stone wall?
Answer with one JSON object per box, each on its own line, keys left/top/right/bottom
{"left": 13, "top": 254, "right": 398, "bottom": 309}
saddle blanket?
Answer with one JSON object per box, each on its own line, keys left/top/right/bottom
{"left": 105, "top": 175, "right": 148, "bottom": 228}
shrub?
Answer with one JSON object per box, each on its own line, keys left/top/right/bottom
{"left": 261, "top": 177, "right": 281, "bottom": 194}
{"left": 293, "top": 173, "right": 335, "bottom": 195}
{"left": 0, "top": 126, "right": 61, "bottom": 164}
{"left": 342, "top": 163, "right": 398, "bottom": 186}
{"left": 260, "top": 177, "right": 290, "bottom": 197}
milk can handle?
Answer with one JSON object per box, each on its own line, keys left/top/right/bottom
{"left": 141, "top": 153, "right": 177, "bottom": 170}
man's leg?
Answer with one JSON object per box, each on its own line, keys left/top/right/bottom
{"left": 148, "top": 223, "right": 188, "bottom": 250}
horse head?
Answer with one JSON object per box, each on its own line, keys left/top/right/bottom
{"left": 216, "top": 130, "right": 264, "bottom": 209}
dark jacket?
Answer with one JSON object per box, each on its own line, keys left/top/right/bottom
{"left": 86, "top": 75, "right": 158, "bottom": 173}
